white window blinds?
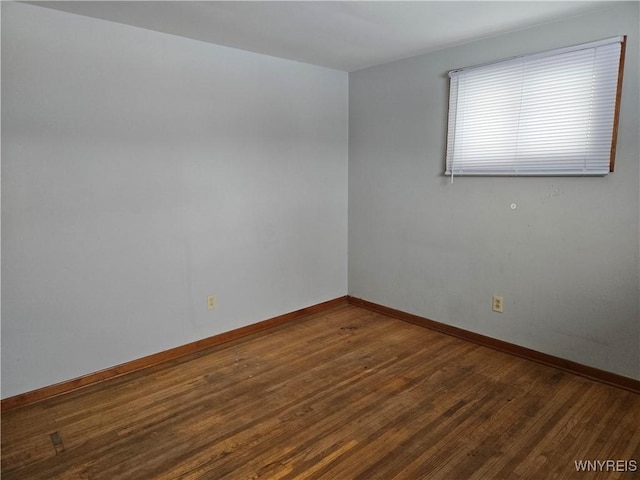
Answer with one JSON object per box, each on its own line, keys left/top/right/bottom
{"left": 446, "top": 36, "right": 625, "bottom": 177}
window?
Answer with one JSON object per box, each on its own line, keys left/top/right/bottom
{"left": 445, "top": 36, "right": 626, "bottom": 178}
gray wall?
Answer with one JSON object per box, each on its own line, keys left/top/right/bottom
{"left": 349, "top": 3, "right": 640, "bottom": 379}
{"left": 2, "top": 2, "right": 348, "bottom": 398}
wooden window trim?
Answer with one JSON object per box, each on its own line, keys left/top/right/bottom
{"left": 609, "top": 35, "right": 627, "bottom": 172}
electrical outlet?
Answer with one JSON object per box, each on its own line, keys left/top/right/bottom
{"left": 207, "top": 295, "right": 217, "bottom": 311}
{"left": 492, "top": 296, "right": 504, "bottom": 313}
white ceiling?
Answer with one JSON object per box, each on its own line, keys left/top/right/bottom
{"left": 28, "top": 1, "right": 620, "bottom": 71}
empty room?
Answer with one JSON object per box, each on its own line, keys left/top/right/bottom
{"left": 2, "top": 1, "right": 639, "bottom": 478}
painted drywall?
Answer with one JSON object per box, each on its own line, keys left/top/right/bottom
{"left": 1, "top": 2, "right": 348, "bottom": 398}
{"left": 349, "top": 3, "right": 640, "bottom": 379}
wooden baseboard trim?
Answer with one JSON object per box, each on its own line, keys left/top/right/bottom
{"left": 1, "top": 296, "right": 348, "bottom": 412}
{"left": 348, "top": 296, "right": 640, "bottom": 394}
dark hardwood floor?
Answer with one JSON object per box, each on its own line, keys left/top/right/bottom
{"left": 2, "top": 304, "right": 639, "bottom": 479}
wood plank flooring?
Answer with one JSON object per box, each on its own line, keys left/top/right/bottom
{"left": 2, "top": 304, "right": 639, "bottom": 479}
